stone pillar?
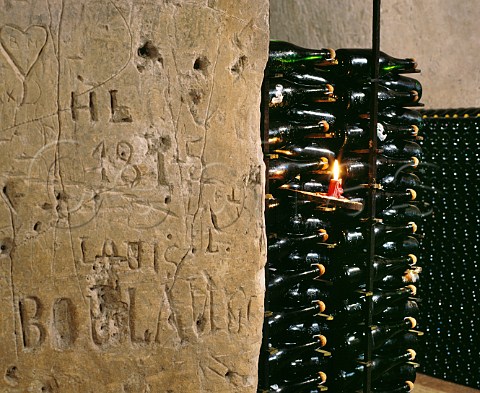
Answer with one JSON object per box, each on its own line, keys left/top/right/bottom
{"left": 0, "top": 1, "right": 268, "bottom": 391}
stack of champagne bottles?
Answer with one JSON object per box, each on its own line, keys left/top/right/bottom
{"left": 259, "top": 41, "right": 427, "bottom": 393}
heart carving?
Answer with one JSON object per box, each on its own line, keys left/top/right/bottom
{"left": 0, "top": 25, "right": 47, "bottom": 77}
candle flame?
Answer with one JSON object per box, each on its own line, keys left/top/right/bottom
{"left": 333, "top": 159, "right": 340, "bottom": 180}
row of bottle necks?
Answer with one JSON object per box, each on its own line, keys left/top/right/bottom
{"left": 260, "top": 41, "right": 426, "bottom": 392}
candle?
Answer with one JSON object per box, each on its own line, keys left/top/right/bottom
{"left": 327, "top": 159, "right": 344, "bottom": 198}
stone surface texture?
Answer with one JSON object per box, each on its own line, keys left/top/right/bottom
{"left": 0, "top": 1, "right": 268, "bottom": 391}
{"left": 270, "top": 0, "right": 480, "bottom": 109}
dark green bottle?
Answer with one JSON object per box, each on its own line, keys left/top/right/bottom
{"left": 341, "top": 155, "right": 419, "bottom": 181}
{"left": 270, "top": 212, "right": 330, "bottom": 237}
{"left": 268, "top": 121, "right": 331, "bottom": 149}
{"left": 326, "top": 286, "right": 417, "bottom": 324}
{"left": 270, "top": 68, "right": 331, "bottom": 86}
{"left": 268, "top": 316, "right": 330, "bottom": 348}
{"left": 377, "top": 269, "right": 421, "bottom": 290}
{"left": 380, "top": 140, "right": 423, "bottom": 159}
{"left": 268, "top": 40, "right": 336, "bottom": 72}
{"left": 337, "top": 84, "right": 420, "bottom": 113}
{"left": 267, "top": 277, "right": 330, "bottom": 311}
{"left": 268, "top": 264, "right": 326, "bottom": 294}
{"left": 325, "top": 349, "right": 416, "bottom": 391}
{"left": 263, "top": 374, "right": 327, "bottom": 393}
{"left": 268, "top": 153, "right": 330, "bottom": 186}
{"left": 268, "top": 232, "right": 329, "bottom": 261}
{"left": 377, "top": 332, "right": 421, "bottom": 355}
{"left": 374, "top": 363, "right": 417, "bottom": 385}
{"left": 375, "top": 300, "right": 420, "bottom": 323}
{"left": 376, "top": 107, "right": 424, "bottom": 128}
{"left": 380, "top": 74, "right": 423, "bottom": 99}
{"left": 376, "top": 236, "right": 420, "bottom": 258}
{"left": 332, "top": 48, "right": 419, "bottom": 76}
{"left": 268, "top": 350, "right": 330, "bottom": 387}
{"left": 268, "top": 79, "right": 334, "bottom": 109}
{"left": 324, "top": 317, "right": 417, "bottom": 360}
{"left": 346, "top": 189, "right": 417, "bottom": 213}
{"left": 266, "top": 303, "right": 327, "bottom": 333}
{"left": 276, "top": 177, "right": 329, "bottom": 194}
{"left": 270, "top": 106, "right": 336, "bottom": 128}
{"left": 372, "top": 381, "right": 415, "bottom": 393}
{"left": 269, "top": 249, "right": 331, "bottom": 273}
{"left": 322, "top": 254, "right": 417, "bottom": 289}
{"left": 336, "top": 222, "right": 418, "bottom": 251}
{"left": 379, "top": 171, "right": 422, "bottom": 191}
{"left": 272, "top": 143, "right": 336, "bottom": 163}
{"left": 377, "top": 204, "right": 422, "bottom": 225}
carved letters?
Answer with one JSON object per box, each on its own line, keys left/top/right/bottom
{"left": 19, "top": 296, "right": 45, "bottom": 350}
{"left": 70, "top": 88, "right": 133, "bottom": 123}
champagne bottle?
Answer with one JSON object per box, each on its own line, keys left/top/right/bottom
{"left": 264, "top": 373, "right": 327, "bottom": 393}
{"left": 341, "top": 156, "right": 419, "bottom": 182}
{"left": 325, "top": 349, "right": 416, "bottom": 391}
{"left": 268, "top": 317, "right": 330, "bottom": 348}
{"left": 278, "top": 177, "right": 329, "bottom": 194}
{"left": 269, "top": 352, "right": 330, "bottom": 386}
{"left": 372, "top": 381, "right": 415, "bottom": 393}
{"left": 340, "top": 188, "right": 417, "bottom": 212}
{"left": 268, "top": 231, "right": 329, "bottom": 261}
{"left": 269, "top": 249, "right": 332, "bottom": 273}
{"left": 268, "top": 264, "right": 326, "bottom": 293}
{"left": 377, "top": 269, "right": 421, "bottom": 290}
{"left": 346, "top": 74, "right": 422, "bottom": 98}
{"left": 375, "top": 300, "right": 420, "bottom": 323}
{"left": 380, "top": 74, "right": 422, "bottom": 99}
{"left": 271, "top": 212, "right": 331, "bottom": 237}
{"left": 374, "top": 363, "right": 417, "bottom": 385}
{"left": 329, "top": 123, "right": 420, "bottom": 150}
{"left": 268, "top": 278, "right": 330, "bottom": 311}
{"left": 268, "top": 121, "right": 331, "bottom": 148}
{"left": 268, "top": 79, "right": 334, "bottom": 108}
{"left": 376, "top": 107, "right": 424, "bottom": 128}
{"left": 377, "top": 204, "right": 422, "bottom": 225}
{"left": 272, "top": 143, "right": 337, "bottom": 163}
{"left": 368, "top": 236, "right": 419, "bottom": 258}
{"left": 336, "top": 84, "right": 420, "bottom": 112}
{"left": 266, "top": 303, "right": 327, "bottom": 333}
{"left": 324, "top": 317, "right": 416, "bottom": 360}
{"left": 268, "top": 40, "right": 336, "bottom": 72}
{"left": 378, "top": 332, "right": 421, "bottom": 355}
{"left": 336, "top": 222, "right": 418, "bottom": 250}
{"left": 379, "top": 171, "right": 422, "bottom": 192}
{"left": 325, "top": 286, "right": 417, "bottom": 323}
{"left": 346, "top": 192, "right": 418, "bottom": 218}
{"left": 378, "top": 140, "right": 423, "bottom": 160}
{"left": 267, "top": 341, "right": 327, "bottom": 366}
{"left": 270, "top": 68, "right": 331, "bottom": 86}
{"left": 330, "top": 48, "right": 418, "bottom": 76}
{"left": 268, "top": 154, "right": 329, "bottom": 186}
{"left": 270, "top": 106, "right": 336, "bottom": 128}
{"left": 322, "top": 254, "right": 417, "bottom": 288}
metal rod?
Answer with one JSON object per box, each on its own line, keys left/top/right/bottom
{"left": 363, "top": 1, "right": 381, "bottom": 392}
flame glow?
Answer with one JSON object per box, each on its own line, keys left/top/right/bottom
{"left": 333, "top": 159, "right": 340, "bottom": 180}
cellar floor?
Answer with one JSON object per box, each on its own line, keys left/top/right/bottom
{"left": 415, "top": 374, "right": 480, "bottom": 393}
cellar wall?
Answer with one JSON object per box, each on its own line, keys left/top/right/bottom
{"left": 0, "top": 1, "right": 268, "bottom": 392}
{"left": 270, "top": 0, "right": 480, "bottom": 109}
